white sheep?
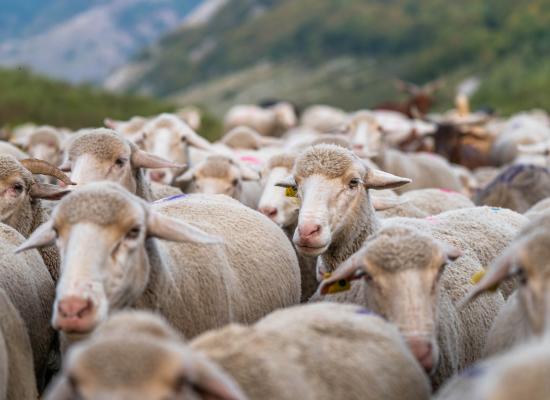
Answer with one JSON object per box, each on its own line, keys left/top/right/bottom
{"left": 460, "top": 210, "right": 550, "bottom": 356}
{"left": 18, "top": 182, "right": 300, "bottom": 344}
{"left": 177, "top": 155, "right": 262, "bottom": 209}
{"left": 140, "top": 113, "right": 214, "bottom": 185}
{"left": 0, "top": 223, "right": 56, "bottom": 393}
{"left": 224, "top": 102, "right": 297, "bottom": 137}
{"left": 46, "top": 304, "right": 431, "bottom": 400}
{"left": 299, "top": 104, "right": 348, "bottom": 133}
{"left": 0, "top": 288, "right": 39, "bottom": 400}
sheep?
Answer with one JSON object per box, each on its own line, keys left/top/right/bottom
{"left": 435, "top": 335, "right": 550, "bottom": 400}
{"left": 224, "top": 102, "right": 297, "bottom": 137}
{"left": 0, "top": 222, "right": 56, "bottom": 393}
{"left": 221, "top": 125, "right": 282, "bottom": 150}
{"left": 318, "top": 217, "right": 513, "bottom": 387}
{"left": 0, "top": 140, "right": 29, "bottom": 160}
{"left": 299, "top": 104, "right": 348, "bottom": 133}
{"left": 104, "top": 115, "right": 150, "bottom": 143}
{"left": 0, "top": 155, "right": 73, "bottom": 280}
{"left": 61, "top": 128, "right": 184, "bottom": 201}
{"left": 258, "top": 153, "right": 317, "bottom": 301}
{"left": 17, "top": 182, "right": 300, "bottom": 344}
{"left": 140, "top": 113, "right": 214, "bottom": 185}
{"left": 276, "top": 145, "right": 525, "bottom": 385}
{"left": 345, "top": 112, "right": 464, "bottom": 194}
{"left": 0, "top": 288, "right": 39, "bottom": 400}
{"left": 20, "top": 126, "right": 64, "bottom": 169}
{"left": 46, "top": 305, "right": 431, "bottom": 400}
{"left": 459, "top": 210, "right": 550, "bottom": 356}
{"left": 474, "top": 163, "right": 550, "bottom": 213}
{"left": 177, "top": 155, "right": 262, "bottom": 209}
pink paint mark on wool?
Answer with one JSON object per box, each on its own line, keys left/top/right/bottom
{"left": 240, "top": 155, "right": 262, "bottom": 165}
{"left": 439, "top": 188, "right": 457, "bottom": 194}
{"left": 425, "top": 215, "right": 438, "bottom": 224}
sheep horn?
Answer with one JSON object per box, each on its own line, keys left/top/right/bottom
{"left": 20, "top": 158, "right": 75, "bottom": 185}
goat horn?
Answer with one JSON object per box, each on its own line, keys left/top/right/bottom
{"left": 20, "top": 159, "right": 75, "bottom": 185}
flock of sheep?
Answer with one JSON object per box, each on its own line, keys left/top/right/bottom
{"left": 1, "top": 95, "right": 550, "bottom": 400}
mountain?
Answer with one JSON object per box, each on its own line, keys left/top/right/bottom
{"left": 0, "top": 0, "right": 203, "bottom": 83}
{"left": 112, "top": 0, "right": 550, "bottom": 116}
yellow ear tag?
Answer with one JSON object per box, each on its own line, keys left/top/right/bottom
{"left": 470, "top": 269, "right": 499, "bottom": 292}
{"left": 323, "top": 272, "right": 351, "bottom": 294}
{"left": 285, "top": 186, "right": 297, "bottom": 197}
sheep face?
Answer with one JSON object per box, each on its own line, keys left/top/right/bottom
{"left": 272, "top": 102, "right": 297, "bottom": 131}
{"left": 64, "top": 129, "right": 183, "bottom": 195}
{"left": 178, "top": 156, "right": 259, "bottom": 198}
{"left": 278, "top": 145, "right": 409, "bottom": 257}
{"left": 0, "top": 157, "right": 35, "bottom": 223}
{"left": 45, "top": 312, "right": 246, "bottom": 400}
{"left": 141, "top": 114, "right": 211, "bottom": 185}
{"left": 346, "top": 113, "right": 383, "bottom": 158}
{"left": 17, "top": 183, "right": 219, "bottom": 336}
{"left": 258, "top": 165, "right": 299, "bottom": 227}
{"left": 320, "top": 226, "right": 462, "bottom": 374}
{"left": 26, "top": 127, "right": 63, "bottom": 167}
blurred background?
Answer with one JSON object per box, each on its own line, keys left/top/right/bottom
{"left": 1, "top": 0, "right": 549, "bottom": 139}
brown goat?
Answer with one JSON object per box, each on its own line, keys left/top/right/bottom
{"left": 375, "top": 79, "right": 443, "bottom": 118}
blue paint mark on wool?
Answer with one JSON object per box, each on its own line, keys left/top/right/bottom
{"left": 152, "top": 193, "right": 188, "bottom": 204}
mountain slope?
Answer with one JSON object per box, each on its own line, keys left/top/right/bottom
{"left": 0, "top": 67, "right": 171, "bottom": 129}
{"left": 0, "top": 0, "right": 203, "bottom": 83}
{"left": 115, "top": 0, "right": 550, "bottom": 115}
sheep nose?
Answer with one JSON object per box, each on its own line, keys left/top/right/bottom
{"left": 150, "top": 171, "right": 166, "bottom": 182}
{"left": 260, "top": 207, "right": 278, "bottom": 219}
{"left": 406, "top": 338, "right": 435, "bottom": 373}
{"left": 57, "top": 296, "right": 92, "bottom": 319}
{"left": 298, "top": 223, "right": 321, "bottom": 239}
{"left": 54, "top": 296, "right": 96, "bottom": 333}
{"left": 353, "top": 143, "right": 364, "bottom": 150}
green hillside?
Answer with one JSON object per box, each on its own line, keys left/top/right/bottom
{"left": 0, "top": 67, "right": 172, "bottom": 129}
{"left": 123, "top": 0, "right": 550, "bottom": 115}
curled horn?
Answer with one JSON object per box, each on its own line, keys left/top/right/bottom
{"left": 20, "top": 158, "right": 75, "bottom": 185}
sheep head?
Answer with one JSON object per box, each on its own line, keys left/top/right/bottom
{"left": 45, "top": 311, "right": 246, "bottom": 400}
{"left": 276, "top": 144, "right": 410, "bottom": 257}
{"left": 320, "top": 224, "right": 462, "bottom": 374}
{"left": 62, "top": 128, "right": 184, "bottom": 196}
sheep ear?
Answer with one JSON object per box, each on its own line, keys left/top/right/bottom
{"left": 459, "top": 251, "right": 513, "bottom": 308}
{"left": 183, "top": 130, "right": 213, "bottom": 151}
{"left": 274, "top": 176, "right": 296, "bottom": 188}
{"left": 15, "top": 220, "right": 56, "bottom": 253}
{"left": 104, "top": 118, "right": 118, "bottom": 129}
{"left": 189, "top": 356, "right": 248, "bottom": 400}
{"left": 132, "top": 149, "right": 185, "bottom": 170}
{"left": 239, "top": 165, "right": 260, "bottom": 181}
{"left": 147, "top": 211, "right": 221, "bottom": 244}
{"left": 29, "top": 182, "right": 71, "bottom": 200}
{"left": 364, "top": 169, "right": 411, "bottom": 190}
{"left": 371, "top": 195, "right": 408, "bottom": 211}
{"left": 319, "top": 255, "right": 364, "bottom": 295}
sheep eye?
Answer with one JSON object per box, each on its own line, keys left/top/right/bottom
{"left": 348, "top": 178, "right": 361, "bottom": 189}
{"left": 517, "top": 267, "right": 528, "bottom": 285}
{"left": 126, "top": 226, "right": 141, "bottom": 240}
{"left": 232, "top": 178, "right": 239, "bottom": 186}
{"left": 181, "top": 136, "right": 188, "bottom": 143}
{"left": 12, "top": 183, "right": 24, "bottom": 193}
{"left": 114, "top": 158, "right": 127, "bottom": 167}
{"left": 173, "top": 374, "right": 188, "bottom": 393}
